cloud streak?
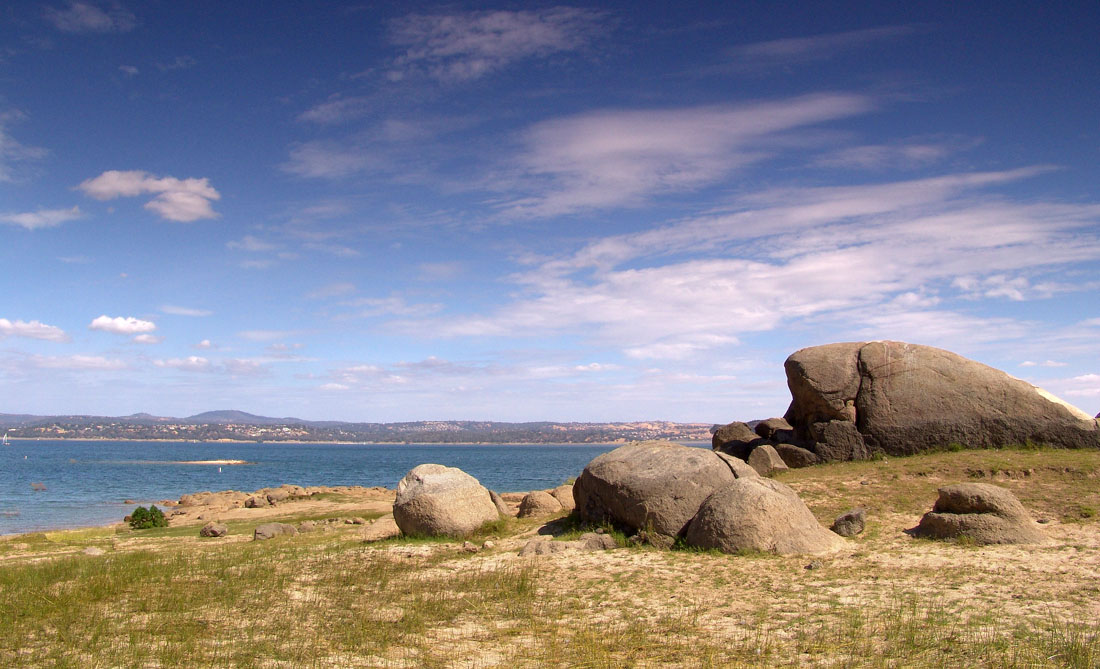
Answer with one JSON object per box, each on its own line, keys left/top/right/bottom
{"left": 503, "top": 93, "right": 875, "bottom": 216}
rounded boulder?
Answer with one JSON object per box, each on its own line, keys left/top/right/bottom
{"left": 573, "top": 440, "right": 754, "bottom": 537}
{"left": 393, "top": 464, "right": 499, "bottom": 537}
{"left": 685, "top": 478, "right": 845, "bottom": 555}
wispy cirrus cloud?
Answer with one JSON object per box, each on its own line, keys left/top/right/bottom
{"left": 0, "top": 206, "right": 83, "bottom": 230}
{"left": 387, "top": 7, "right": 604, "bottom": 82}
{"left": 397, "top": 167, "right": 1100, "bottom": 359}
{"left": 728, "top": 25, "right": 917, "bottom": 70}
{"left": 77, "top": 170, "right": 220, "bottom": 222}
{"left": 502, "top": 93, "right": 875, "bottom": 217}
{"left": 43, "top": 1, "right": 136, "bottom": 34}
{"left": 0, "top": 318, "right": 69, "bottom": 342}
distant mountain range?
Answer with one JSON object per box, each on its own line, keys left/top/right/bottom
{"left": 0, "top": 410, "right": 715, "bottom": 444}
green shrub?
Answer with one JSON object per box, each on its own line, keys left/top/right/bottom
{"left": 127, "top": 505, "right": 168, "bottom": 530}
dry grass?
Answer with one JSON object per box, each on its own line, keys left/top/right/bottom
{"left": 1, "top": 446, "right": 1099, "bottom": 667}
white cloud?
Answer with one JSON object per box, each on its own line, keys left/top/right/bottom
{"left": 388, "top": 7, "right": 603, "bottom": 82}
{"left": 319, "top": 383, "right": 351, "bottom": 391}
{"left": 160, "top": 304, "right": 212, "bottom": 317}
{"left": 77, "top": 170, "right": 220, "bottom": 221}
{"left": 32, "top": 354, "right": 127, "bottom": 370}
{"left": 89, "top": 315, "right": 156, "bottom": 335}
{"left": 195, "top": 339, "right": 214, "bottom": 349}
{"left": 0, "top": 206, "right": 82, "bottom": 230}
{"left": 132, "top": 334, "right": 163, "bottom": 344}
{"left": 119, "top": 64, "right": 139, "bottom": 76}
{"left": 504, "top": 94, "right": 875, "bottom": 216}
{"left": 43, "top": 1, "right": 136, "bottom": 34}
{"left": 154, "top": 356, "right": 210, "bottom": 371}
{"left": 0, "top": 318, "right": 69, "bottom": 342}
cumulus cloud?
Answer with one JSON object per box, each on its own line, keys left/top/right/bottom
{"left": 0, "top": 206, "right": 83, "bottom": 230}
{"left": 89, "top": 315, "right": 156, "bottom": 335}
{"left": 504, "top": 93, "right": 874, "bottom": 216}
{"left": 77, "top": 170, "right": 220, "bottom": 221}
{"left": 0, "top": 318, "right": 69, "bottom": 342}
{"left": 44, "top": 1, "right": 136, "bottom": 34}
{"left": 388, "top": 7, "right": 603, "bottom": 82}
{"left": 195, "top": 339, "right": 214, "bottom": 349}
{"left": 133, "top": 334, "right": 163, "bottom": 344}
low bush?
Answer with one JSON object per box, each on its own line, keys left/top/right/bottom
{"left": 127, "top": 505, "right": 168, "bottom": 530}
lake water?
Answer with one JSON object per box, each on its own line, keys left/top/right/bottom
{"left": 0, "top": 440, "right": 675, "bottom": 535}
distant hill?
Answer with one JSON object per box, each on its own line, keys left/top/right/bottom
{"left": 184, "top": 410, "right": 306, "bottom": 426}
{"left": 0, "top": 411, "right": 715, "bottom": 444}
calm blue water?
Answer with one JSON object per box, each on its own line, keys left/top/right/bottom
{"left": 0, "top": 440, "right": 634, "bottom": 535}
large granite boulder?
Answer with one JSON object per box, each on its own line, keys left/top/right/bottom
{"left": 393, "top": 464, "right": 499, "bottom": 537}
{"left": 684, "top": 478, "right": 845, "bottom": 555}
{"left": 573, "top": 441, "right": 756, "bottom": 538}
{"left": 911, "top": 483, "right": 1046, "bottom": 544}
{"left": 784, "top": 341, "right": 1099, "bottom": 458}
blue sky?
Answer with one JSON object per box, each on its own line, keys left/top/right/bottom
{"left": 1, "top": 1, "right": 1098, "bottom": 422}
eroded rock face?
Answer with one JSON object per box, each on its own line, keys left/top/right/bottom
{"left": 784, "top": 341, "right": 1099, "bottom": 458}
{"left": 199, "top": 522, "right": 228, "bottom": 537}
{"left": 573, "top": 441, "right": 754, "bottom": 538}
{"left": 392, "top": 464, "right": 498, "bottom": 537}
{"left": 912, "top": 483, "right": 1046, "bottom": 545}
{"left": 684, "top": 478, "right": 845, "bottom": 555}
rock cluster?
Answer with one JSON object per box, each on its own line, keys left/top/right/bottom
{"left": 573, "top": 441, "right": 841, "bottom": 555}
{"left": 715, "top": 341, "right": 1099, "bottom": 467}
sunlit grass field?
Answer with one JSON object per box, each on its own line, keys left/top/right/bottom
{"left": 2, "top": 447, "right": 1099, "bottom": 667}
